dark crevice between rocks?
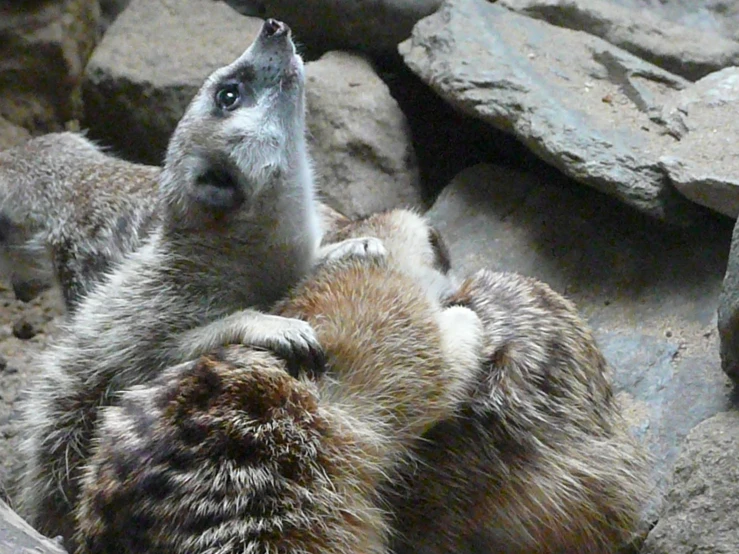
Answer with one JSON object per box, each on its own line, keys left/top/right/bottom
{"left": 373, "top": 51, "right": 545, "bottom": 206}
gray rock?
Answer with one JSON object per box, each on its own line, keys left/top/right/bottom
{"left": 221, "top": 0, "right": 442, "bottom": 53}
{"left": 0, "top": 499, "right": 67, "bottom": 553}
{"left": 98, "top": 0, "right": 132, "bottom": 34}
{"left": 641, "top": 410, "right": 739, "bottom": 554}
{"left": 305, "top": 52, "right": 423, "bottom": 218}
{"left": 636, "top": 0, "right": 739, "bottom": 44}
{"left": 0, "top": 118, "right": 30, "bottom": 152}
{"left": 498, "top": 0, "right": 739, "bottom": 81}
{"left": 0, "top": 0, "right": 100, "bottom": 133}
{"left": 399, "top": 0, "right": 707, "bottom": 225}
{"left": 82, "top": 0, "right": 263, "bottom": 164}
{"left": 428, "top": 163, "right": 733, "bottom": 518}
{"left": 718, "top": 217, "right": 739, "bottom": 384}
{"left": 658, "top": 67, "right": 739, "bottom": 218}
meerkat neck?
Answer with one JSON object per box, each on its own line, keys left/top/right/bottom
{"left": 157, "top": 147, "right": 322, "bottom": 309}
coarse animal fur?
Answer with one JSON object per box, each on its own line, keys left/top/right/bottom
{"left": 12, "top": 19, "right": 377, "bottom": 548}
{"left": 0, "top": 132, "right": 160, "bottom": 310}
{"left": 73, "top": 209, "right": 484, "bottom": 554}
{"left": 0, "top": 131, "right": 352, "bottom": 313}
{"left": 383, "top": 269, "right": 652, "bottom": 554}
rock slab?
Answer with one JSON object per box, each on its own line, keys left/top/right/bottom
{"left": 0, "top": 499, "right": 67, "bottom": 553}
{"left": 399, "top": 0, "right": 705, "bottom": 225}
{"left": 498, "top": 0, "right": 739, "bottom": 81}
{"left": 427, "top": 163, "right": 733, "bottom": 519}
{"left": 718, "top": 216, "right": 739, "bottom": 384}
{"left": 221, "top": 0, "right": 443, "bottom": 53}
{"left": 641, "top": 410, "right": 739, "bottom": 554}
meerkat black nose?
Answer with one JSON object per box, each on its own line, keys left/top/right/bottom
{"left": 263, "top": 19, "right": 289, "bottom": 38}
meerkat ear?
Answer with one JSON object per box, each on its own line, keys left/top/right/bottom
{"left": 191, "top": 159, "right": 246, "bottom": 213}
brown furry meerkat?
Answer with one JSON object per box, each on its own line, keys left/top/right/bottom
{"left": 12, "top": 19, "right": 382, "bottom": 547}
{"left": 73, "top": 209, "right": 484, "bottom": 554}
{"left": 0, "top": 132, "right": 161, "bottom": 310}
{"left": 383, "top": 269, "right": 652, "bottom": 554}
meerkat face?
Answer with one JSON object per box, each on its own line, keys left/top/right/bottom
{"left": 160, "top": 19, "right": 307, "bottom": 228}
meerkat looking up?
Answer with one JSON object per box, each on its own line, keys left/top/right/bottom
{"left": 74, "top": 209, "right": 484, "bottom": 554}
{"left": 0, "top": 133, "right": 354, "bottom": 313}
{"left": 13, "top": 18, "right": 380, "bottom": 546}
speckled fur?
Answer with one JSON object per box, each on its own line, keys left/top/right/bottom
{"left": 0, "top": 132, "right": 160, "bottom": 311}
{"left": 12, "top": 23, "right": 344, "bottom": 549}
{"left": 73, "top": 210, "right": 484, "bottom": 554}
{"left": 384, "top": 269, "right": 652, "bottom": 554}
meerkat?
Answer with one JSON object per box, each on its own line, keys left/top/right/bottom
{"left": 12, "top": 18, "right": 384, "bottom": 546}
{"left": 0, "top": 132, "right": 161, "bottom": 309}
{"left": 0, "top": 133, "right": 353, "bottom": 312}
{"left": 73, "top": 209, "right": 484, "bottom": 554}
{"left": 382, "top": 269, "right": 652, "bottom": 554}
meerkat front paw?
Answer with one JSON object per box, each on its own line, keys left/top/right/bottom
{"left": 318, "top": 236, "right": 387, "bottom": 264}
{"left": 249, "top": 314, "right": 326, "bottom": 379}
{"left": 178, "top": 311, "right": 326, "bottom": 379}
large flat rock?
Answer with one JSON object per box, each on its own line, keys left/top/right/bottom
{"left": 641, "top": 411, "right": 739, "bottom": 554}
{"left": 0, "top": 499, "right": 67, "bottom": 553}
{"left": 498, "top": 0, "right": 739, "bottom": 81}
{"left": 718, "top": 217, "right": 739, "bottom": 384}
{"left": 428, "top": 163, "right": 734, "bottom": 518}
{"left": 399, "top": 0, "right": 707, "bottom": 225}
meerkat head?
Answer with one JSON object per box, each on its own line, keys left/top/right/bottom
{"left": 159, "top": 19, "right": 308, "bottom": 229}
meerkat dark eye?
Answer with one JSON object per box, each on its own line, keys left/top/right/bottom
{"left": 215, "top": 83, "right": 241, "bottom": 111}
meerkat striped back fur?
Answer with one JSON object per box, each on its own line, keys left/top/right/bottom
{"left": 383, "top": 269, "right": 652, "bottom": 554}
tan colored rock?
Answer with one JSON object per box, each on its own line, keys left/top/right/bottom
{"left": 0, "top": 1, "right": 99, "bottom": 133}
{"left": 82, "top": 0, "right": 263, "bottom": 164}
{"left": 306, "top": 52, "right": 423, "bottom": 218}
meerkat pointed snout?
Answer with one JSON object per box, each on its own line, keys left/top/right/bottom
{"left": 160, "top": 18, "right": 308, "bottom": 226}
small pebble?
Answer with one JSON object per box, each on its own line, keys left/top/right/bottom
{"left": 12, "top": 319, "right": 37, "bottom": 340}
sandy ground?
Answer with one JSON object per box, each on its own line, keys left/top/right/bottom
{"left": 0, "top": 284, "right": 64, "bottom": 499}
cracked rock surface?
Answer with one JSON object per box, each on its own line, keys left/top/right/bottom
{"left": 400, "top": 0, "right": 708, "bottom": 225}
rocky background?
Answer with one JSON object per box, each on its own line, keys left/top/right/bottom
{"left": 1, "top": 0, "right": 739, "bottom": 551}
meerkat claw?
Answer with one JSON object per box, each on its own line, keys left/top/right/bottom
{"left": 318, "top": 236, "right": 387, "bottom": 264}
